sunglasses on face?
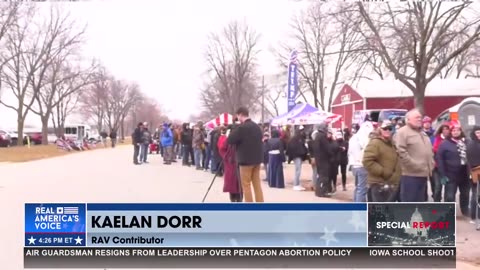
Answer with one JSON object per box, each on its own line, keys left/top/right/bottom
{"left": 381, "top": 126, "right": 392, "bottom": 131}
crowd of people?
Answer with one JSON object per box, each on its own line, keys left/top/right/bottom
{"left": 129, "top": 107, "right": 480, "bottom": 226}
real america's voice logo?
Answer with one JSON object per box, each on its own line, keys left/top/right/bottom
{"left": 34, "top": 206, "right": 80, "bottom": 230}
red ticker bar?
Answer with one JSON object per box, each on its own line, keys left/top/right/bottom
{"left": 24, "top": 247, "right": 456, "bottom": 268}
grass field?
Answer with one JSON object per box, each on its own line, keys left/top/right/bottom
{"left": 0, "top": 138, "right": 132, "bottom": 163}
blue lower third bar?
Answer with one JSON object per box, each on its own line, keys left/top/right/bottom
{"left": 25, "top": 233, "right": 86, "bottom": 247}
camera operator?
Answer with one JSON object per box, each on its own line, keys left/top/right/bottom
{"left": 227, "top": 107, "right": 264, "bottom": 202}
{"left": 219, "top": 125, "right": 242, "bottom": 202}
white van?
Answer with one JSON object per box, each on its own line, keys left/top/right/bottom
{"left": 63, "top": 124, "right": 92, "bottom": 141}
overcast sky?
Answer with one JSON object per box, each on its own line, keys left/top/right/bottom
{"left": 0, "top": 0, "right": 304, "bottom": 129}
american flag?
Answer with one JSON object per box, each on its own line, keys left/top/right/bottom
{"left": 62, "top": 207, "right": 79, "bottom": 215}
{"left": 290, "top": 50, "right": 298, "bottom": 64}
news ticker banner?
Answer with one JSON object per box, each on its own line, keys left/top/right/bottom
{"left": 24, "top": 247, "right": 456, "bottom": 268}
{"left": 25, "top": 203, "right": 369, "bottom": 247}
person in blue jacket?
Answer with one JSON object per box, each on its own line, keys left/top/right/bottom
{"left": 161, "top": 123, "right": 174, "bottom": 165}
{"left": 422, "top": 116, "right": 435, "bottom": 145}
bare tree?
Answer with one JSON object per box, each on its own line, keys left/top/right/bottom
{"left": 51, "top": 90, "right": 81, "bottom": 137}
{"left": 79, "top": 67, "right": 110, "bottom": 132}
{"left": 0, "top": 5, "right": 52, "bottom": 145}
{"left": 103, "top": 80, "right": 141, "bottom": 135}
{"left": 276, "top": 2, "right": 363, "bottom": 111}
{"left": 0, "top": 2, "right": 22, "bottom": 102}
{"left": 201, "top": 20, "right": 261, "bottom": 115}
{"left": 28, "top": 7, "right": 88, "bottom": 144}
{"left": 356, "top": 2, "right": 480, "bottom": 113}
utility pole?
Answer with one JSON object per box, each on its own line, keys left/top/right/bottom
{"left": 261, "top": 75, "right": 265, "bottom": 126}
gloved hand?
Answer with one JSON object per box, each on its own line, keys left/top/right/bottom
{"left": 440, "top": 176, "right": 449, "bottom": 185}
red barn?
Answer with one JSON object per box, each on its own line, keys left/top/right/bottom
{"left": 331, "top": 79, "right": 480, "bottom": 128}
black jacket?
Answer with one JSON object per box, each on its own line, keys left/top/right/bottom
{"left": 329, "top": 140, "right": 340, "bottom": 165}
{"left": 227, "top": 119, "right": 263, "bottom": 165}
{"left": 466, "top": 127, "right": 480, "bottom": 169}
{"left": 181, "top": 129, "right": 193, "bottom": 145}
{"left": 337, "top": 139, "right": 349, "bottom": 165}
{"left": 210, "top": 130, "right": 221, "bottom": 158}
{"left": 286, "top": 134, "right": 308, "bottom": 161}
{"left": 132, "top": 127, "right": 143, "bottom": 145}
{"left": 313, "top": 130, "right": 333, "bottom": 168}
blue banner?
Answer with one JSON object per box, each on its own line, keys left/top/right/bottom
{"left": 25, "top": 203, "right": 368, "bottom": 247}
{"left": 287, "top": 50, "right": 299, "bottom": 112}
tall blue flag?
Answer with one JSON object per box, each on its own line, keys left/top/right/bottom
{"left": 287, "top": 50, "right": 298, "bottom": 112}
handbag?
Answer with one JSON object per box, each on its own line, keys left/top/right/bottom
{"left": 471, "top": 166, "right": 480, "bottom": 184}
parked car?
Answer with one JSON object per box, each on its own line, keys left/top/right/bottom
{"left": 8, "top": 131, "right": 29, "bottom": 146}
{"left": 433, "top": 97, "right": 480, "bottom": 131}
{"left": 0, "top": 129, "right": 12, "bottom": 147}
{"left": 24, "top": 131, "right": 42, "bottom": 145}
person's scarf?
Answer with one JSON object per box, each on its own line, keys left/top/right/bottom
{"left": 452, "top": 137, "right": 467, "bottom": 165}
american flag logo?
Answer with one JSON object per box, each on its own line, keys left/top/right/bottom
{"left": 290, "top": 50, "right": 298, "bottom": 64}
{"left": 59, "top": 207, "right": 79, "bottom": 215}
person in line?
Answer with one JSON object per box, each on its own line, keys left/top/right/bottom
{"left": 312, "top": 123, "right": 333, "bottom": 198}
{"left": 327, "top": 130, "right": 341, "bottom": 194}
{"left": 362, "top": 120, "right": 401, "bottom": 202}
{"left": 227, "top": 107, "right": 264, "bottom": 202}
{"left": 161, "top": 123, "right": 174, "bottom": 165}
{"left": 109, "top": 130, "right": 117, "bottom": 148}
{"left": 307, "top": 128, "right": 319, "bottom": 191}
{"left": 395, "top": 108, "right": 435, "bottom": 202}
{"left": 466, "top": 126, "right": 480, "bottom": 225}
{"left": 432, "top": 124, "right": 450, "bottom": 202}
{"left": 337, "top": 131, "right": 349, "bottom": 191}
{"left": 210, "top": 126, "right": 222, "bottom": 175}
{"left": 192, "top": 122, "right": 205, "bottom": 170}
{"left": 286, "top": 126, "right": 308, "bottom": 191}
{"left": 267, "top": 129, "right": 286, "bottom": 189}
{"left": 437, "top": 121, "right": 470, "bottom": 216}
{"left": 140, "top": 122, "right": 151, "bottom": 164}
{"left": 181, "top": 123, "right": 194, "bottom": 166}
{"left": 173, "top": 125, "right": 181, "bottom": 161}
{"left": 348, "top": 121, "right": 374, "bottom": 202}
{"left": 203, "top": 127, "right": 212, "bottom": 171}
{"left": 132, "top": 122, "right": 144, "bottom": 165}
{"left": 422, "top": 116, "right": 436, "bottom": 199}
{"left": 219, "top": 126, "right": 242, "bottom": 202}
{"left": 262, "top": 132, "right": 270, "bottom": 181}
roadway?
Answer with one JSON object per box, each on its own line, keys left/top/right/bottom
{"left": 0, "top": 145, "right": 478, "bottom": 269}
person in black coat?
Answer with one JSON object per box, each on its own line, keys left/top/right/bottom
{"left": 286, "top": 128, "right": 309, "bottom": 191}
{"left": 466, "top": 125, "right": 480, "bottom": 221}
{"left": 227, "top": 107, "right": 264, "bottom": 202}
{"left": 327, "top": 130, "right": 341, "bottom": 194}
{"left": 180, "top": 123, "right": 194, "bottom": 166}
{"left": 132, "top": 122, "right": 144, "bottom": 165}
{"left": 210, "top": 127, "right": 222, "bottom": 175}
{"left": 313, "top": 123, "right": 334, "bottom": 197}
{"left": 336, "top": 131, "right": 349, "bottom": 191}
{"left": 262, "top": 132, "right": 270, "bottom": 181}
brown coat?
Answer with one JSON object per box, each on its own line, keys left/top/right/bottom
{"left": 394, "top": 125, "right": 434, "bottom": 177}
{"left": 363, "top": 135, "right": 401, "bottom": 186}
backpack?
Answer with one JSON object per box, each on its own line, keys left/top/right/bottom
{"left": 162, "top": 129, "right": 170, "bottom": 138}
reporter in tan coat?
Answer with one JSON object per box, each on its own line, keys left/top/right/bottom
{"left": 363, "top": 120, "right": 401, "bottom": 202}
